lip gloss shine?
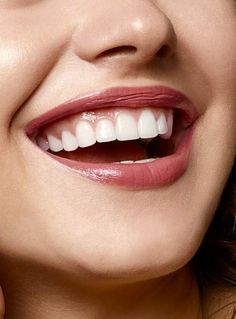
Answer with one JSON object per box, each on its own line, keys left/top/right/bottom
{"left": 26, "top": 86, "right": 199, "bottom": 189}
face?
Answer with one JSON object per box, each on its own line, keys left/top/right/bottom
{"left": 0, "top": 0, "right": 235, "bottom": 283}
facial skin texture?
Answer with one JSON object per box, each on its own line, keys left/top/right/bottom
{"left": 0, "top": 0, "right": 236, "bottom": 318}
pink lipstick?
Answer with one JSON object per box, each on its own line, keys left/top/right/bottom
{"left": 25, "top": 86, "right": 199, "bottom": 189}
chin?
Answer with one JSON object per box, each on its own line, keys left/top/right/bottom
{"left": 46, "top": 213, "right": 205, "bottom": 284}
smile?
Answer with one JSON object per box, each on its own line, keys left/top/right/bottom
{"left": 25, "top": 86, "right": 199, "bottom": 188}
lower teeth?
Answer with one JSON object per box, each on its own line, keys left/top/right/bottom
{"left": 114, "top": 158, "right": 157, "bottom": 164}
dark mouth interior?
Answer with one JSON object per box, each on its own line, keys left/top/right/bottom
{"left": 45, "top": 109, "right": 186, "bottom": 164}
{"left": 50, "top": 137, "right": 175, "bottom": 163}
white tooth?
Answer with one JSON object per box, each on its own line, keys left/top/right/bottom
{"left": 47, "top": 135, "right": 63, "bottom": 152}
{"left": 135, "top": 158, "right": 156, "bottom": 164}
{"left": 119, "top": 160, "right": 134, "bottom": 164}
{"left": 96, "top": 119, "right": 116, "bottom": 143}
{"left": 138, "top": 109, "right": 158, "bottom": 138}
{"left": 157, "top": 112, "right": 168, "bottom": 135}
{"left": 115, "top": 113, "right": 139, "bottom": 141}
{"left": 75, "top": 121, "right": 96, "bottom": 148}
{"left": 36, "top": 136, "right": 49, "bottom": 151}
{"left": 62, "top": 131, "right": 79, "bottom": 151}
{"left": 161, "top": 110, "right": 174, "bottom": 139}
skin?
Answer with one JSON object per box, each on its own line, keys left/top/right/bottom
{"left": 0, "top": 0, "right": 236, "bottom": 318}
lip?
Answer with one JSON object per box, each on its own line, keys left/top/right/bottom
{"left": 25, "top": 86, "right": 198, "bottom": 136}
{"left": 25, "top": 86, "right": 199, "bottom": 189}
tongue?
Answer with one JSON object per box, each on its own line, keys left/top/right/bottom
{"left": 54, "top": 140, "right": 147, "bottom": 163}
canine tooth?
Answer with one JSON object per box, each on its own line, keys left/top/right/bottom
{"left": 157, "top": 112, "right": 168, "bottom": 135}
{"left": 168, "top": 110, "right": 173, "bottom": 132}
{"left": 36, "top": 136, "right": 49, "bottom": 151}
{"left": 62, "top": 131, "right": 79, "bottom": 151}
{"left": 115, "top": 113, "right": 139, "bottom": 141}
{"left": 47, "top": 135, "right": 63, "bottom": 152}
{"left": 161, "top": 110, "right": 174, "bottom": 139}
{"left": 135, "top": 158, "right": 156, "bottom": 163}
{"left": 75, "top": 121, "right": 96, "bottom": 148}
{"left": 138, "top": 109, "right": 158, "bottom": 138}
{"left": 96, "top": 119, "right": 116, "bottom": 143}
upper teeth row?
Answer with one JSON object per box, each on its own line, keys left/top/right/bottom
{"left": 36, "top": 108, "right": 173, "bottom": 152}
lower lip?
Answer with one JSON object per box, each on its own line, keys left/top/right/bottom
{"left": 45, "top": 126, "right": 195, "bottom": 189}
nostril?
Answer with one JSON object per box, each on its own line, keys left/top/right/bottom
{"left": 97, "top": 45, "right": 137, "bottom": 59}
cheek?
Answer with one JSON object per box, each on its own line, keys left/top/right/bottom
{"left": 0, "top": 13, "right": 69, "bottom": 132}
{"left": 190, "top": 36, "right": 236, "bottom": 95}
{"left": 173, "top": 2, "right": 236, "bottom": 95}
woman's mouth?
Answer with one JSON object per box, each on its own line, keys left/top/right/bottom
{"left": 25, "top": 86, "right": 199, "bottom": 188}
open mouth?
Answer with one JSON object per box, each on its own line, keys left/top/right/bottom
{"left": 26, "top": 86, "right": 198, "bottom": 188}
{"left": 35, "top": 107, "right": 179, "bottom": 163}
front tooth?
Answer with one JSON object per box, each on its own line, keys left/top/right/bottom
{"left": 75, "top": 121, "right": 96, "bottom": 148}
{"left": 47, "top": 135, "right": 63, "bottom": 152}
{"left": 62, "top": 131, "right": 79, "bottom": 151}
{"left": 96, "top": 119, "right": 116, "bottom": 143}
{"left": 138, "top": 109, "right": 158, "bottom": 138}
{"left": 157, "top": 112, "right": 168, "bottom": 135}
{"left": 115, "top": 113, "right": 139, "bottom": 141}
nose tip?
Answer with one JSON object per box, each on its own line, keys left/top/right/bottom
{"left": 72, "top": 1, "right": 177, "bottom": 66}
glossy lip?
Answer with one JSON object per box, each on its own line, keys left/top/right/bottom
{"left": 48, "top": 126, "right": 194, "bottom": 189}
{"left": 25, "top": 86, "right": 198, "bottom": 137}
{"left": 25, "top": 86, "right": 199, "bottom": 189}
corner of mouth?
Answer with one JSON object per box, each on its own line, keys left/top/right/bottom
{"left": 23, "top": 85, "right": 199, "bottom": 188}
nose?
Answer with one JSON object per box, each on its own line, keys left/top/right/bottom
{"left": 72, "top": 0, "right": 177, "bottom": 66}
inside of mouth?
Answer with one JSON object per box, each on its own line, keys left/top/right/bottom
{"left": 45, "top": 110, "right": 183, "bottom": 164}
{"left": 49, "top": 137, "right": 175, "bottom": 163}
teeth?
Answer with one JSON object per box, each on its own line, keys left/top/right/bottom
{"left": 115, "top": 113, "right": 139, "bottom": 141}
{"left": 161, "top": 110, "right": 173, "bottom": 139}
{"left": 114, "top": 158, "right": 156, "bottom": 164}
{"left": 157, "top": 112, "right": 168, "bottom": 135}
{"left": 96, "top": 119, "right": 116, "bottom": 143}
{"left": 138, "top": 109, "right": 158, "bottom": 138}
{"left": 75, "top": 121, "right": 96, "bottom": 148}
{"left": 135, "top": 158, "right": 156, "bottom": 163}
{"left": 36, "top": 136, "right": 49, "bottom": 151}
{"left": 62, "top": 131, "right": 79, "bottom": 151}
{"left": 41, "top": 108, "right": 174, "bottom": 152}
{"left": 119, "top": 160, "right": 134, "bottom": 164}
{"left": 47, "top": 135, "right": 63, "bottom": 152}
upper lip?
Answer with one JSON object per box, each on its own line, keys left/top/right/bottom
{"left": 25, "top": 86, "right": 199, "bottom": 137}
